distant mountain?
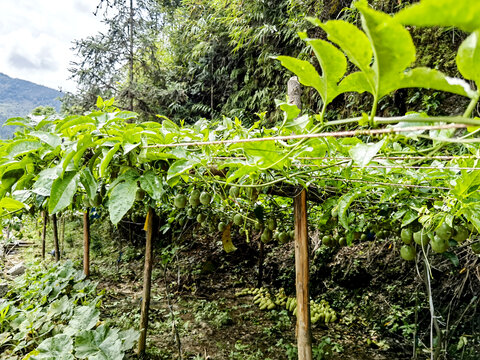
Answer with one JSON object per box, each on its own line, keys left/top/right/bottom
{"left": 0, "top": 73, "right": 63, "bottom": 138}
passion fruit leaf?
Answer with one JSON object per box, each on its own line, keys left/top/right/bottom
{"left": 0, "top": 197, "right": 26, "bottom": 211}
{"left": 49, "top": 171, "right": 80, "bottom": 214}
{"left": 349, "top": 138, "right": 385, "bottom": 167}
{"left": 167, "top": 159, "right": 196, "bottom": 181}
{"left": 442, "top": 252, "right": 459, "bottom": 267}
{"left": 338, "top": 188, "right": 365, "bottom": 230}
{"left": 139, "top": 170, "right": 163, "bottom": 200}
{"left": 100, "top": 144, "right": 121, "bottom": 178}
{"left": 80, "top": 168, "right": 97, "bottom": 200}
{"left": 395, "top": 0, "right": 480, "bottom": 33}
{"left": 311, "top": 18, "right": 373, "bottom": 76}
{"left": 108, "top": 179, "right": 137, "bottom": 225}
{"left": 457, "top": 30, "right": 480, "bottom": 86}
{"left": 402, "top": 210, "right": 418, "bottom": 227}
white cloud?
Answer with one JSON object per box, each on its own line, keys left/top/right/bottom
{"left": 0, "top": 0, "right": 106, "bottom": 92}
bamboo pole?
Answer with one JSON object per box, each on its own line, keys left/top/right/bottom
{"left": 52, "top": 213, "right": 59, "bottom": 262}
{"left": 138, "top": 207, "right": 156, "bottom": 355}
{"left": 83, "top": 209, "right": 90, "bottom": 277}
{"left": 294, "top": 189, "right": 312, "bottom": 360}
{"left": 41, "top": 210, "right": 47, "bottom": 259}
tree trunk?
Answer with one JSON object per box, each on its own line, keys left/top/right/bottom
{"left": 83, "top": 209, "right": 90, "bottom": 277}
{"left": 128, "top": 0, "right": 134, "bottom": 112}
{"left": 52, "top": 213, "right": 60, "bottom": 262}
{"left": 41, "top": 210, "right": 48, "bottom": 259}
{"left": 294, "top": 189, "right": 312, "bottom": 360}
{"left": 138, "top": 207, "right": 156, "bottom": 355}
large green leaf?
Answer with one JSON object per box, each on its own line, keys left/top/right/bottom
{"left": 30, "top": 131, "right": 62, "bottom": 149}
{"left": 139, "top": 170, "right": 163, "bottom": 200}
{"left": 312, "top": 18, "right": 373, "bottom": 74}
{"left": 232, "top": 141, "right": 286, "bottom": 170}
{"left": 7, "top": 140, "right": 42, "bottom": 159}
{"left": 395, "top": 0, "right": 480, "bottom": 33}
{"left": 349, "top": 139, "right": 385, "bottom": 167}
{"left": 32, "top": 168, "right": 60, "bottom": 197}
{"left": 457, "top": 30, "right": 480, "bottom": 85}
{"left": 356, "top": 0, "right": 416, "bottom": 99}
{"left": 167, "top": 159, "right": 196, "bottom": 180}
{"left": 80, "top": 168, "right": 98, "bottom": 200}
{"left": 306, "top": 38, "right": 347, "bottom": 104}
{"left": 395, "top": 67, "right": 476, "bottom": 98}
{"left": 0, "top": 197, "right": 26, "bottom": 211}
{"left": 275, "top": 56, "right": 325, "bottom": 98}
{"left": 65, "top": 305, "right": 100, "bottom": 336}
{"left": 49, "top": 171, "right": 80, "bottom": 214}
{"left": 108, "top": 179, "right": 137, "bottom": 225}
{"left": 32, "top": 334, "right": 74, "bottom": 360}
{"left": 336, "top": 189, "right": 365, "bottom": 230}
{"left": 75, "top": 324, "right": 123, "bottom": 360}
{"left": 100, "top": 144, "right": 121, "bottom": 178}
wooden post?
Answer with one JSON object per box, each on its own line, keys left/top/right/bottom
{"left": 288, "top": 76, "right": 302, "bottom": 109}
{"left": 138, "top": 207, "right": 156, "bottom": 355}
{"left": 52, "top": 213, "right": 60, "bottom": 262}
{"left": 83, "top": 209, "right": 90, "bottom": 277}
{"left": 41, "top": 210, "right": 47, "bottom": 259}
{"left": 294, "top": 189, "right": 312, "bottom": 360}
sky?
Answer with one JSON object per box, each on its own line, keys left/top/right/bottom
{"left": 0, "top": 0, "right": 107, "bottom": 93}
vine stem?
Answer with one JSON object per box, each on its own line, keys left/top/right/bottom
{"left": 463, "top": 95, "right": 479, "bottom": 118}
{"left": 144, "top": 124, "right": 466, "bottom": 148}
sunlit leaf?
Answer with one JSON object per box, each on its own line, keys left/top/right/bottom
{"left": 108, "top": 179, "right": 137, "bottom": 225}
{"left": 49, "top": 171, "right": 80, "bottom": 214}
{"left": 456, "top": 30, "right": 480, "bottom": 85}
{"left": 395, "top": 0, "right": 480, "bottom": 33}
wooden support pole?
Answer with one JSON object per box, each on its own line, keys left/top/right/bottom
{"left": 52, "top": 213, "right": 60, "bottom": 262}
{"left": 83, "top": 209, "right": 90, "bottom": 277}
{"left": 288, "top": 76, "right": 302, "bottom": 109}
{"left": 41, "top": 210, "right": 47, "bottom": 259}
{"left": 138, "top": 207, "right": 156, "bottom": 355}
{"left": 294, "top": 189, "right": 312, "bottom": 360}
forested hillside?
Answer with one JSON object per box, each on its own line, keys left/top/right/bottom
{"left": 0, "top": 73, "right": 62, "bottom": 138}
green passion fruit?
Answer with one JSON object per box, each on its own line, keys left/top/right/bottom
{"left": 436, "top": 222, "right": 452, "bottom": 241}
{"left": 189, "top": 189, "right": 201, "bottom": 207}
{"left": 229, "top": 186, "right": 240, "bottom": 199}
{"left": 322, "top": 235, "right": 333, "bottom": 247}
{"left": 400, "top": 244, "right": 416, "bottom": 261}
{"left": 218, "top": 222, "right": 227, "bottom": 232}
{"left": 174, "top": 194, "right": 187, "bottom": 209}
{"left": 413, "top": 229, "right": 430, "bottom": 247}
{"left": 233, "top": 214, "right": 243, "bottom": 226}
{"left": 197, "top": 213, "right": 206, "bottom": 223}
{"left": 278, "top": 231, "right": 289, "bottom": 244}
{"left": 401, "top": 228, "right": 413, "bottom": 244}
{"left": 452, "top": 225, "right": 468, "bottom": 243}
{"left": 431, "top": 235, "right": 449, "bottom": 254}
{"left": 266, "top": 218, "right": 277, "bottom": 231}
{"left": 261, "top": 228, "right": 273, "bottom": 243}
{"left": 199, "top": 191, "right": 212, "bottom": 205}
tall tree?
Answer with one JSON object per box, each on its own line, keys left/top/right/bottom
{"left": 68, "top": 0, "right": 165, "bottom": 113}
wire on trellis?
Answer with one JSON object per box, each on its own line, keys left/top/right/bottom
{"left": 314, "top": 177, "right": 451, "bottom": 191}
{"left": 143, "top": 123, "right": 467, "bottom": 148}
